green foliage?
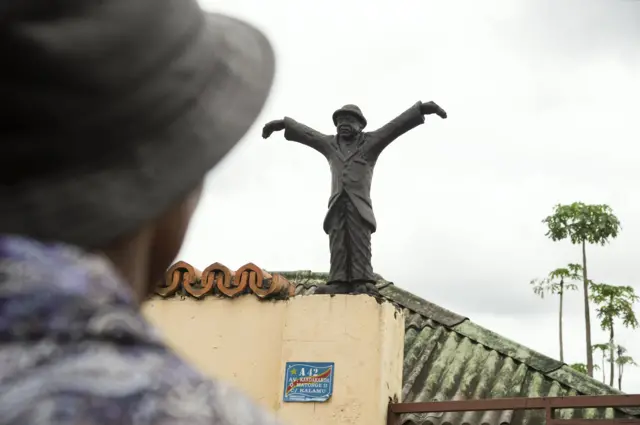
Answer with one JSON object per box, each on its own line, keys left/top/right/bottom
{"left": 616, "top": 345, "right": 637, "bottom": 368}
{"left": 530, "top": 264, "right": 581, "bottom": 298}
{"left": 592, "top": 343, "right": 612, "bottom": 359}
{"left": 616, "top": 356, "right": 636, "bottom": 367}
{"left": 570, "top": 363, "right": 588, "bottom": 374}
{"left": 543, "top": 203, "right": 621, "bottom": 245}
{"left": 590, "top": 283, "right": 639, "bottom": 331}
{"left": 570, "top": 362, "right": 600, "bottom": 374}
{"left": 592, "top": 342, "right": 613, "bottom": 383}
{"left": 615, "top": 345, "right": 636, "bottom": 390}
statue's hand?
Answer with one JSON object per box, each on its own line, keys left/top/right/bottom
{"left": 262, "top": 119, "right": 286, "bottom": 139}
{"left": 420, "top": 101, "right": 447, "bottom": 119}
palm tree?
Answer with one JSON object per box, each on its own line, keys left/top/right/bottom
{"left": 615, "top": 345, "right": 637, "bottom": 391}
{"left": 531, "top": 264, "right": 580, "bottom": 362}
{"left": 592, "top": 343, "right": 610, "bottom": 384}
{"left": 543, "top": 203, "right": 621, "bottom": 376}
{"left": 590, "top": 283, "right": 639, "bottom": 387}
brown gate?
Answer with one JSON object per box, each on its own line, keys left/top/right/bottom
{"left": 387, "top": 394, "right": 640, "bottom": 425}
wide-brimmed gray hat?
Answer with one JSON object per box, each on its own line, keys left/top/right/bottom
{"left": 0, "top": 0, "right": 275, "bottom": 248}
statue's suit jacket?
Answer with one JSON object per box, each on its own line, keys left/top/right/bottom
{"left": 283, "top": 102, "right": 424, "bottom": 234}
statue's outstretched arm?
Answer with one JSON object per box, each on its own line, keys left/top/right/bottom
{"left": 366, "top": 101, "right": 446, "bottom": 158}
{"left": 262, "top": 118, "right": 330, "bottom": 158}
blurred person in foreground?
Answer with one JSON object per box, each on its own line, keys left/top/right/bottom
{"left": 0, "top": 0, "right": 277, "bottom": 424}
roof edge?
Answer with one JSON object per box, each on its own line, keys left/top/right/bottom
{"left": 452, "top": 320, "right": 564, "bottom": 374}
{"left": 274, "top": 270, "right": 330, "bottom": 287}
{"left": 273, "top": 271, "right": 467, "bottom": 328}
{"left": 380, "top": 285, "right": 467, "bottom": 328}
{"left": 450, "top": 309, "right": 638, "bottom": 408}
{"left": 547, "top": 365, "right": 640, "bottom": 416}
{"left": 548, "top": 365, "right": 625, "bottom": 395}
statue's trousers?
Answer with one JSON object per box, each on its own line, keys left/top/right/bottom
{"left": 326, "top": 193, "right": 376, "bottom": 284}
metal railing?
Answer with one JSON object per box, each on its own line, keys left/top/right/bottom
{"left": 387, "top": 394, "right": 640, "bottom": 425}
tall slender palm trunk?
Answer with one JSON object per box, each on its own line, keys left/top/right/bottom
{"left": 582, "top": 241, "right": 594, "bottom": 377}
{"left": 609, "top": 325, "right": 615, "bottom": 387}
{"left": 559, "top": 282, "right": 564, "bottom": 362}
{"left": 618, "top": 356, "right": 623, "bottom": 390}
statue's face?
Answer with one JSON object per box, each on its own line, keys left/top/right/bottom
{"left": 335, "top": 113, "right": 363, "bottom": 139}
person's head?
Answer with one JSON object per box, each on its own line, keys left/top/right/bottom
{"left": 0, "top": 0, "right": 275, "bottom": 302}
{"left": 332, "top": 105, "right": 367, "bottom": 140}
{"left": 100, "top": 183, "right": 205, "bottom": 302}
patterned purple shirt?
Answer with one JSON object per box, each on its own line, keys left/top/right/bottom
{"left": 0, "top": 235, "right": 281, "bottom": 425}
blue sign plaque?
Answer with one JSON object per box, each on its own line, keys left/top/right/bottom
{"left": 283, "top": 362, "right": 335, "bottom": 403}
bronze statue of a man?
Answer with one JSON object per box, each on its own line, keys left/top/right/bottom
{"left": 262, "top": 101, "right": 447, "bottom": 295}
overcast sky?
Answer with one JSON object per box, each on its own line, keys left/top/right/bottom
{"left": 182, "top": 0, "right": 640, "bottom": 391}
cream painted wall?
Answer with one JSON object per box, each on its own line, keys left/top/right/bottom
{"left": 143, "top": 294, "right": 404, "bottom": 425}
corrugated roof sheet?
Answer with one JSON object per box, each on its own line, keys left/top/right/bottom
{"left": 277, "top": 271, "right": 640, "bottom": 425}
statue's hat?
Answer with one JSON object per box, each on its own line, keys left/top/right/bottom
{"left": 332, "top": 104, "right": 367, "bottom": 129}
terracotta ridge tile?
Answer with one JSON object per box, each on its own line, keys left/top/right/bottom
{"left": 155, "top": 261, "right": 294, "bottom": 300}
{"left": 215, "top": 263, "right": 243, "bottom": 297}
{"left": 156, "top": 261, "right": 201, "bottom": 297}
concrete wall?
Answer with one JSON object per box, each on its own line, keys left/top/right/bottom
{"left": 143, "top": 294, "right": 405, "bottom": 425}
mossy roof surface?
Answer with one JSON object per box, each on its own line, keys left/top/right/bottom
{"left": 276, "top": 271, "right": 639, "bottom": 425}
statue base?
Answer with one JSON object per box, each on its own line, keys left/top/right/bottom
{"left": 144, "top": 294, "right": 406, "bottom": 425}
